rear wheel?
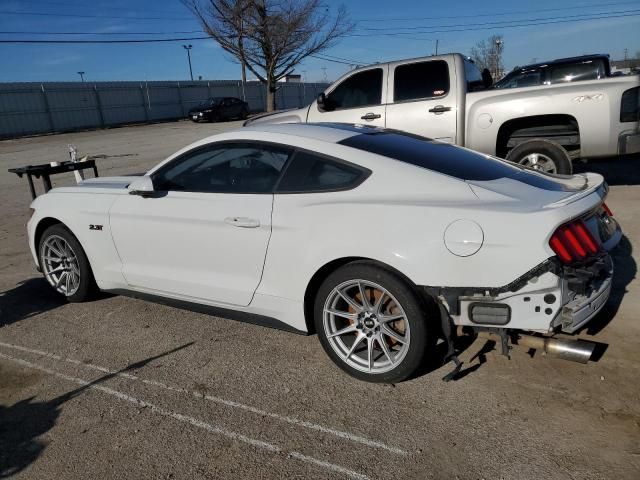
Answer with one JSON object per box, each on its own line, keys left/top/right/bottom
{"left": 38, "top": 224, "right": 97, "bottom": 302}
{"left": 314, "top": 262, "right": 431, "bottom": 383}
{"left": 240, "top": 107, "right": 248, "bottom": 120}
{"left": 506, "top": 139, "right": 572, "bottom": 175}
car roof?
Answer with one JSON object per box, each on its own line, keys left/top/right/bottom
{"left": 508, "top": 54, "right": 609, "bottom": 73}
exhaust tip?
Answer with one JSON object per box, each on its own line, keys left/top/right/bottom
{"left": 516, "top": 335, "right": 597, "bottom": 364}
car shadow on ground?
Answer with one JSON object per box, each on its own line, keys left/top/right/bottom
{"left": 573, "top": 153, "right": 640, "bottom": 186}
{"left": 0, "top": 278, "right": 66, "bottom": 328}
{"left": 0, "top": 342, "right": 194, "bottom": 478}
{"left": 580, "top": 234, "right": 636, "bottom": 336}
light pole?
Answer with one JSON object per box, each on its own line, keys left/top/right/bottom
{"left": 77, "top": 71, "right": 85, "bottom": 82}
{"left": 183, "top": 44, "right": 193, "bottom": 81}
{"left": 494, "top": 38, "right": 503, "bottom": 80}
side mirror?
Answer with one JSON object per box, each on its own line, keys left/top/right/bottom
{"left": 128, "top": 176, "right": 155, "bottom": 198}
{"left": 317, "top": 92, "right": 328, "bottom": 111}
{"left": 481, "top": 68, "right": 494, "bottom": 88}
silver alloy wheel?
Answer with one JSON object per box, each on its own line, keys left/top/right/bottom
{"left": 518, "top": 153, "right": 557, "bottom": 174}
{"left": 41, "top": 234, "right": 81, "bottom": 296}
{"left": 323, "top": 279, "right": 410, "bottom": 374}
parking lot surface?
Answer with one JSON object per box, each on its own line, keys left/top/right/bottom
{"left": 1, "top": 121, "right": 639, "bottom": 479}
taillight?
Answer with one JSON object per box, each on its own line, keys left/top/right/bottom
{"left": 602, "top": 202, "right": 613, "bottom": 217}
{"left": 549, "top": 219, "right": 601, "bottom": 264}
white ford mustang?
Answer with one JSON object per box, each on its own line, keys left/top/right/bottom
{"left": 27, "top": 123, "right": 621, "bottom": 382}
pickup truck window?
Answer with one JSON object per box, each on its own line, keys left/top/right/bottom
{"left": 326, "top": 68, "right": 383, "bottom": 110}
{"left": 549, "top": 61, "right": 604, "bottom": 83}
{"left": 497, "top": 70, "right": 543, "bottom": 89}
{"left": 394, "top": 60, "right": 449, "bottom": 102}
{"left": 464, "top": 59, "right": 484, "bottom": 91}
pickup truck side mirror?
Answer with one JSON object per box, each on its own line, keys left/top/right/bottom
{"left": 482, "top": 68, "right": 494, "bottom": 88}
{"left": 128, "top": 175, "right": 155, "bottom": 198}
{"left": 317, "top": 92, "right": 332, "bottom": 112}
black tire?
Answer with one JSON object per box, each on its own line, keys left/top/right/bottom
{"left": 38, "top": 224, "right": 97, "bottom": 303}
{"left": 314, "top": 262, "right": 432, "bottom": 383}
{"left": 506, "top": 139, "right": 573, "bottom": 175}
{"left": 240, "top": 107, "right": 248, "bottom": 120}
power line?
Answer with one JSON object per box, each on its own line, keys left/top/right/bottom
{"left": 357, "top": 8, "right": 640, "bottom": 31}
{"left": 0, "top": 10, "right": 194, "bottom": 21}
{"left": 0, "top": 31, "right": 204, "bottom": 36}
{"left": 346, "top": 11, "right": 640, "bottom": 36}
{"left": 0, "top": 37, "right": 211, "bottom": 44}
{"left": 1, "top": 11, "right": 638, "bottom": 44}
{"left": 354, "top": 0, "right": 640, "bottom": 22}
{"left": 18, "top": 0, "right": 188, "bottom": 15}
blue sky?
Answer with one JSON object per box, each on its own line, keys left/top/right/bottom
{"left": 1, "top": 0, "right": 639, "bottom": 83}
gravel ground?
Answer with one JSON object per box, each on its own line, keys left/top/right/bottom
{"left": 1, "top": 120, "right": 639, "bottom": 480}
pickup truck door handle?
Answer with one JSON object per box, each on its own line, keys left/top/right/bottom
{"left": 224, "top": 217, "right": 260, "bottom": 228}
{"left": 428, "top": 105, "right": 452, "bottom": 114}
{"left": 360, "top": 112, "right": 381, "bottom": 120}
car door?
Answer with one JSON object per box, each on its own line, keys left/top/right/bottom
{"left": 307, "top": 66, "right": 387, "bottom": 127}
{"left": 384, "top": 59, "right": 458, "bottom": 143}
{"left": 109, "top": 142, "right": 292, "bottom": 306}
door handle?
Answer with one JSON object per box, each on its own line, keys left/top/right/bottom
{"left": 225, "top": 217, "right": 260, "bottom": 228}
{"left": 428, "top": 105, "right": 451, "bottom": 114}
{"left": 360, "top": 112, "right": 381, "bottom": 120}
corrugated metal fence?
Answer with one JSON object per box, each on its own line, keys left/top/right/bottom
{"left": 0, "top": 80, "right": 328, "bottom": 139}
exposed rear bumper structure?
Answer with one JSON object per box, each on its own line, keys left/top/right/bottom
{"left": 554, "top": 255, "right": 613, "bottom": 333}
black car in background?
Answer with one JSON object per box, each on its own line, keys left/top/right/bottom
{"left": 188, "top": 97, "right": 249, "bottom": 122}
{"left": 494, "top": 54, "right": 611, "bottom": 89}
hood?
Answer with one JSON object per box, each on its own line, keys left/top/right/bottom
{"left": 467, "top": 171, "right": 604, "bottom": 208}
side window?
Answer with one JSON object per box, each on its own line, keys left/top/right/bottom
{"left": 276, "top": 151, "right": 368, "bottom": 193}
{"left": 326, "top": 69, "right": 383, "bottom": 110}
{"left": 464, "top": 59, "right": 484, "bottom": 91}
{"left": 549, "top": 62, "right": 601, "bottom": 83}
{"left": 512, "top": 71, "right": 543, "bottom": 88}
{"left": 154, "top": 143, "right": 292, "bottom": 194}
{"left": 394, "top": 60, "right": 449, "bottom": 102}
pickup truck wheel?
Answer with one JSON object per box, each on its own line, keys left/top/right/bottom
{"left": 39, "top": 224, "right": 97, "bottom": 302}
{"left": 314, "top": 262, "right": 431, "bottom": 383}
{"left": 506, "top": 139, "right": 572, "bottom": 175}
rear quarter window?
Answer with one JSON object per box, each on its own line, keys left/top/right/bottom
{"left": 276, "top": 151, "right": 370, "bottom": 193}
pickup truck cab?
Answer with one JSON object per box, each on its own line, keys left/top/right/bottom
{"left": 246, "top": 53, "right": 640, "bottom": 174}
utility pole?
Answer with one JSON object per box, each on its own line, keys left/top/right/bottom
{"left": 435, "top": 39, "right": 439, "bottom": 55}
{"left": 321, "top": 66, "right": 328, "bottom": 83}
{"left": 183, "top": 44, "right": 194, "bottom": 81}
{"left": 77, "top": 71, "right": 85, "bottom": 82}
{"left": 624, "top": 48, "right": 628, "bottom": 60}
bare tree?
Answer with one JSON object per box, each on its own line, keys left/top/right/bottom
{"left": 183, "top": 0, "right": 353, "bottom": 112}
{"left": 470, "top": 34, "right": 505, "bottom": 81}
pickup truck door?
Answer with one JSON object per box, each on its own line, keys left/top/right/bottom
{"left": 384, "top": 59, "right": 457, "bottom": 143}
{"left": 307, "top": 66, "right": 387, "bottom": 127}
{"left": 109, "top": 142, "right": 292, "bottom": 307}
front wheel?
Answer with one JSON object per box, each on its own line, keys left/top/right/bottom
{"left": 38, "top": 224, "right": 97, "bottom": 302}
{"left": 314, "top": 262, "right": 431, "bottom": 383}
{"left": 506, "top": 139, "right": 572, "bottom": 175}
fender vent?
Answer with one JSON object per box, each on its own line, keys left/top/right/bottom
{"left": 469, "top": 303, "right": 511, "bottom": 325}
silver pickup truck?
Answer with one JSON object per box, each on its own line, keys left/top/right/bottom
{"left": 246, "top": 53, "right": 640, "bottom": 174}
